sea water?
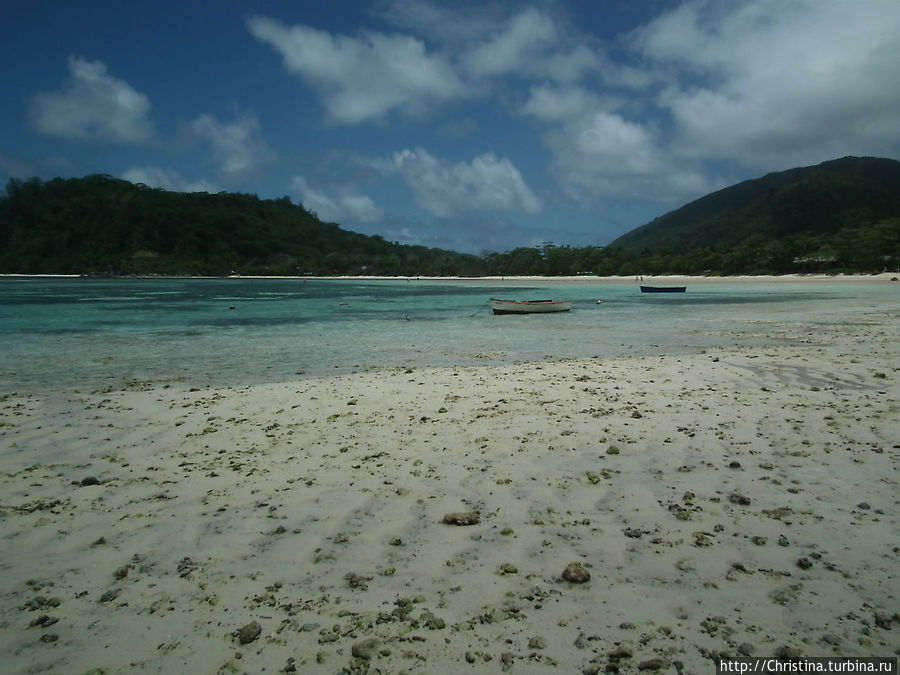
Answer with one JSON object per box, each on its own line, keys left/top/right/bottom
{"left": 0, "top": 277, "right": 894, "bottom": 391}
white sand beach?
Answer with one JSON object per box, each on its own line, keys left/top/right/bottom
{"left": 299, "top": 273, "right": 900, "bottom": 286}
{"left": 1, "top": 292, "right": 898, "bottom": 673}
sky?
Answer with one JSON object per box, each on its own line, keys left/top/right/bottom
{"left": 2, "top": 1, "right": 899, "bottom": 255}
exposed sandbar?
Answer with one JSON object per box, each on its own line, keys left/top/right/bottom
{"left": 1, "top": 307, "right": 897, "bottom": 673}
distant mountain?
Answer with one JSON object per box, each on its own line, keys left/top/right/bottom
{"left": 610, "top": 156, "right": 900, "bottom": 253}
{"left": 0, "top": 174, "right": 483, "bottom": 276}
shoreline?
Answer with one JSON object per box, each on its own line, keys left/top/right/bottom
{"left": 301, "top": 272, "right": 900, "bottom": 285}
{"left": 6, "top": 273, "right": 897, "bottom": 397}
{"left": 2, "top": 272, "right": 898, "bottom": 285}
{"left": 1, "top": 305, "right": 897, "bottom": 672}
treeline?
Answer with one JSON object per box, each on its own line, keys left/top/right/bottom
{"left": 482, "top": 223, "right": 900, "bottom": 276}
{"left": 0, "top": 175, "right": 484, "bottom": 276}
{"left": 1, "top": 174, "right": 898, "bottom": 277}
{"left": 610, "top": 156, "right": 900, "bottom": 260}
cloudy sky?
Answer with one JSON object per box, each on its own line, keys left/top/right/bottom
{"left": 2, "top": 1, "right": 899, "bottom": 254}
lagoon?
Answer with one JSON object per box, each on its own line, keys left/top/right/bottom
{"left": 1, "top": 276, "right": 895, "bottom": 391}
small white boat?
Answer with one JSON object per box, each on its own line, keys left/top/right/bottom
{"left": 490, "top": 298, "right": 572, "bottom": 315}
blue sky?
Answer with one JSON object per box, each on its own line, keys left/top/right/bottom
{"left": 2, "top": 1, "right": 899, "bottom": 254}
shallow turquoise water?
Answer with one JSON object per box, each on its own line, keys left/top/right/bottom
{"left": 0, "top": 277, "right": 894, "bottom": 390}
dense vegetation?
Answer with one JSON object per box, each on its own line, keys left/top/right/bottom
{"left": 1, "top": 156, "right": 899, "bottom": 277}
{"left": 0, "top": 175, "right": 484, "bottom": 276}
{"left": 483, "top": 220, "right": 899, "bottom": 276}
{"left": 603, "top": 156, "right": 900, "bottom": 275}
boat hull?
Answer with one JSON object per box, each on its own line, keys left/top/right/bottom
{"left": 490, "top": 298, "right": 572, "bottom": 314}
{"left": 640, "top": 285, "right": 686, "bottom": 293}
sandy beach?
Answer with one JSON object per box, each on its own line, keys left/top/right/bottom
{"left": 299, "top": 273, "right": 900, "bottom": 286}
{"left": 1, "top": 291, "right": 898, "bottom": 673}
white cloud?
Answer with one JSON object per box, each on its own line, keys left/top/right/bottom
{"left": 381, "top": 2, "right": 611, "bottom": 85}
{"left": 516, "top": 1, "right": 900, "bottom": 211}
{"left": 246, "top": 6, "right": 615, "bottom": 127}
{"left": 544, "top": 109, "right": 659, "bottom": 201}
{"left": 373, "top": 0, "right": 500, "bottom": 44}
{"left": 522, "top": 84, "right": 599, "bottom": 122}
{"left": 190, "top": 113, "right": 275, "bottom": 184}
{"left": 29, "top": 56, "right": 153, "bottom": 144}
{"left": 121, "top": 166, "right": 218, "bottom": 193}
{"left": 247, "top": 15, "right": 467, "bottom": 124}
{"left": 633, "top": 0, "right": 900, "bottom": 169}
{"left": 243, "top": 0, "right": 899, "bottom": 247}
{"left": 462, "top": 8, "right": 557, "bottom": 78}
{"left": 522, "top": 84, "right": 717, "bottom": 207}
{"left": 391, "top": 147, "right": 541, "bottom": 218}
{"left": 462, "top": 8, "right": 603, "bottom": 85}
{"left": 289, "top": 176, "right": 384, "bottom": 224}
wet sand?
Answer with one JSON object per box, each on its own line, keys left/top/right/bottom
{"left": 1, "top": 299, "right": 898, "bottom": 673}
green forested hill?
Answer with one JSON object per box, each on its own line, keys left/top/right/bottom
{"left": 0, "top": 174, "right": 483, "bottom": 276}
{"left": 3, "top": 160, "right": 899, "bottom": 277}
{"left": 610, "top": 157, "right": 900, "bottom": 254}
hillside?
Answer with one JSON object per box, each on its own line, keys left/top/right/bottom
{"left": 0, "top": 175, "right": 483, "bottom": 276}
{"left": 610, "top": 157, "right": 900, "bottom": 253}
{"left": 2, "top": 161, "right": 899, "bottom": 278}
